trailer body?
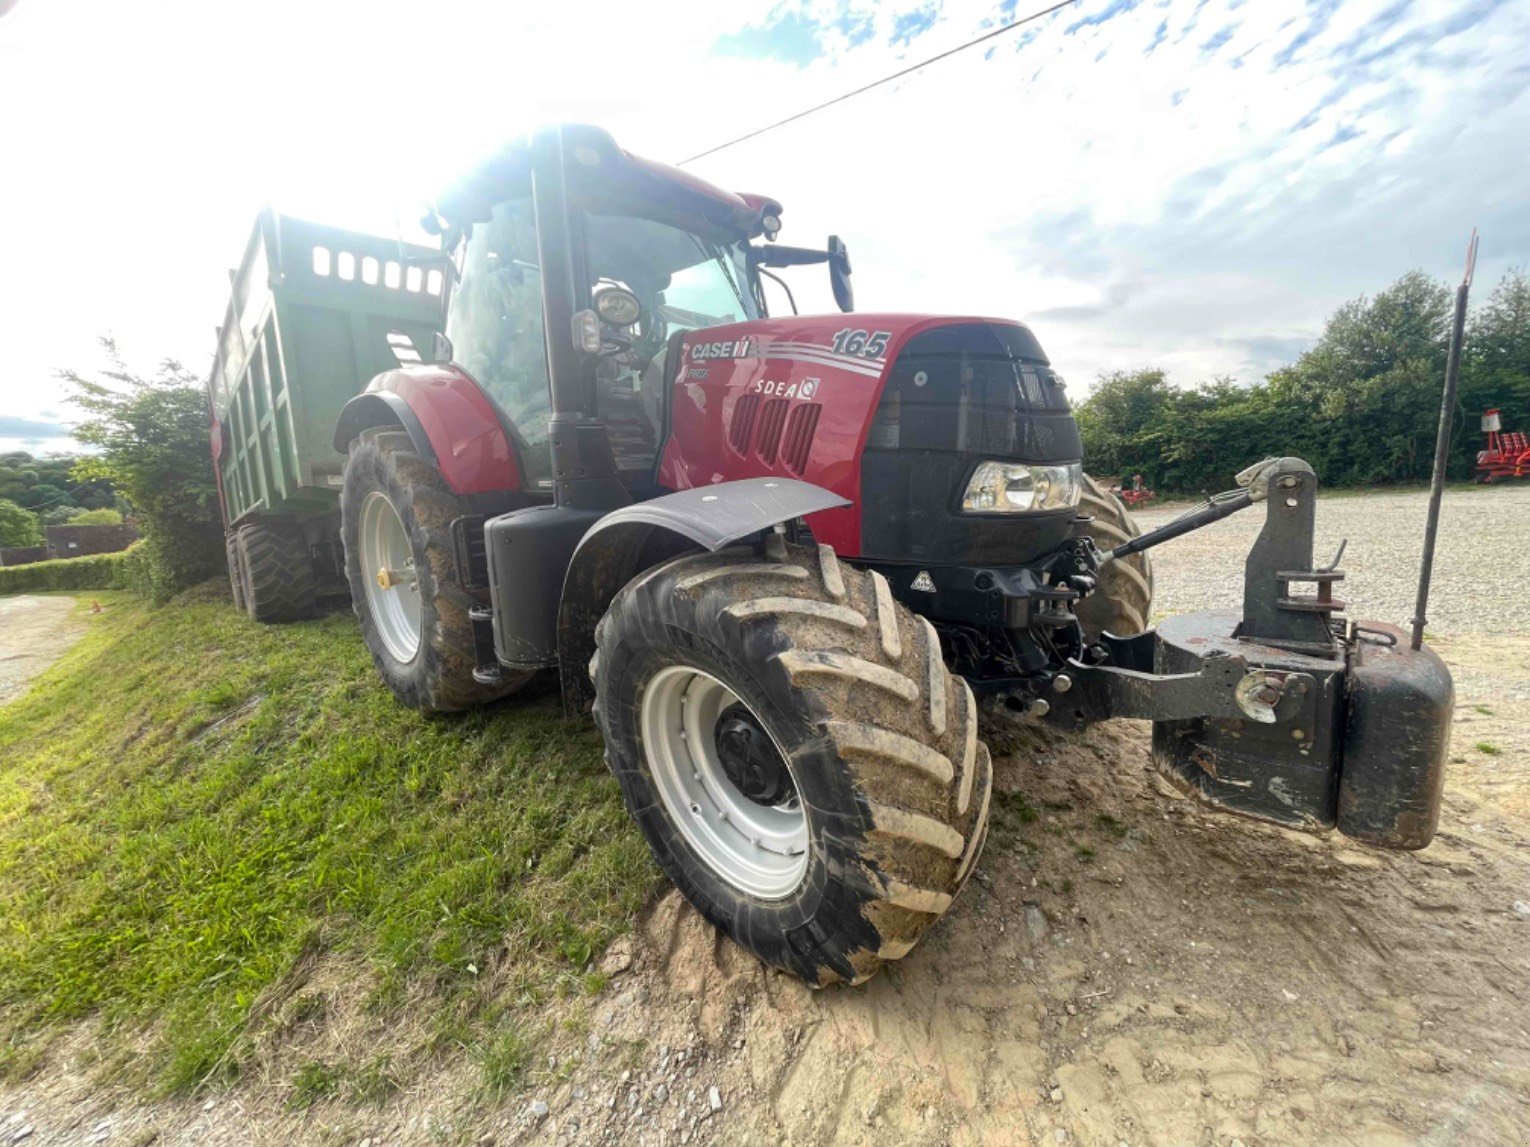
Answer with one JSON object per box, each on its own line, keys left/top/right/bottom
{"left": 208, "top": 211, "right": 445, "bottom": 616}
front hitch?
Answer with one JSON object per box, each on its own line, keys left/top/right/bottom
{"left": 1046, "top": 456, "right": 1453, "bottom": 850}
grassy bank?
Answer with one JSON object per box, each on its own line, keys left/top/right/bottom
{"left": 0, "top": 587, "right": 657, "bottom": 1097}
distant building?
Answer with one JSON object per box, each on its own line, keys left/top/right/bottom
{"left": 0, "top": 545, "right": 48, "bottom": 568}
{"left": 44, "top": 522, "right": 139, "bottom": 560}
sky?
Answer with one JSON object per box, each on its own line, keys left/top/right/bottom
{"left": 1, "top": 0, "right": 1526, "bottom": 455}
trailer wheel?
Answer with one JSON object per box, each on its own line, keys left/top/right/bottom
{"left": 341, "top": 430, "right": 530, "bottom": 713}
{"left": 225, "top": 533, "right": 248, "bottom": 614}
{"left": 237, "top": 522, "right": 316, "bottom": 623}
{"left": 593, "top": 538, "right": 992, "bottom": 986}
{"left": 1072, "top": 473, "right": 1154, "bottom": 639}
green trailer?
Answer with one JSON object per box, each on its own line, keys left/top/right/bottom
{"left": 208, "top": 210, "right": 444, "bottom": 620}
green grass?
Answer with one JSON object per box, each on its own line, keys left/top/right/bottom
{"left": 0, "top": 586, "right": 659, "bottom": 1095}
{"left": 1475, "top": 741, "right": 1501, "bottom": 756}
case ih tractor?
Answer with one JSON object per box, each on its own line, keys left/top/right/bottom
{"left": 217, "top": 125, "right": 1454, "bottom": 986}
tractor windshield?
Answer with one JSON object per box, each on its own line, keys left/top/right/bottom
{"left": 583, "top": 213, "right": 758, "bottom": 332}
{"left": 582, "top": 212, "right": 759, "bottom": 478}
{"left": 448, "top": 198, "right": 760, "bottom": 488}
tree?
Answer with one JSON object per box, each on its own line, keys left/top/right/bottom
{"left": 62, "top": 338, "right": 221, "bottom": 601}
{"left": 1264, "top": 270, "right": 1452, "bottom": 485}
{"left": 0, "top": 499, "right": 43, "bottom": 548}
{"left": 1071, "top": 269, "right": 1530, "bottom": 492}
{"left": 14, "top": 482, "right": 70, "bottom": 511}
{"left": 1075, "top": 369, "right": 1174, "bottom": 480}
{"left": 1461, "top": 267, "right": 1530, "bottom": 465}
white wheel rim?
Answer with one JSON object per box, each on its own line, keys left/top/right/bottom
{"left": 359, "top": 490, "right": 422, "bottom": 663}
{"left": 639, "top": 666, "right": 809, "bottom": 899}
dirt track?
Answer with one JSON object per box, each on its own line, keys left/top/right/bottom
{"left": 0, "top": 595, "right": 81, "bottom": 705}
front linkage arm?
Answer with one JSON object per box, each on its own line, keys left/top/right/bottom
{"left": 1040, "top": 456, "right": 1453, "bottom": 850}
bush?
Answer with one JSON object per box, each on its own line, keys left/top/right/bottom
{"left": 67, "top": 507, "right": 124, "bottom": 526}
{"left": 62, "top": 339, "right": 223, "bottom": 602}
{"left": 0, "top": 544, "right": 139, "bottom": 595}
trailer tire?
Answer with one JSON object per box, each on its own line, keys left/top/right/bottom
{"left": 226, "top": 533, "right": 248, "bottom": 614}
{"left": 1072, "top": 473, "right": 1154, "bottom": 639}
{"left": 237, "top": 522, "right": 315, "bottom": 623}
{"left": 341, "top": 431, "right": 531, "bottom": 713}
{"left": 593, "top": 538, "right": 992, "bottom": 986}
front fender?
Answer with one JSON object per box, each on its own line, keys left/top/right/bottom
{"left": 557, "top": 478, "right": 849, "bottom": 713}
{"left": 333, "top": 364, "right": 521, "bottom": 494}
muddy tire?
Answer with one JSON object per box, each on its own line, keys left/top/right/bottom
{"left": 225, "top": 532, "right": 248, "bottom": 613}
{"left": 593, "top": 537, "right": 992, "bottom": 986}
{"left": 236, "top": 522, "right": 315, "bottom": 623}
{"left": 1072, "top": 473, "right": 1154, "bottom": 639}
{"left": 341, "top": 430, "right": 531, "bottom": 713}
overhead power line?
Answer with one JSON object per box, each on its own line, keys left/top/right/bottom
{"left": 677, "top": 0, "right": 1081, "bottom": 166}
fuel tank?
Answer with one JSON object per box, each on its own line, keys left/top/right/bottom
{"left": 657, "top": 314, "right": 1081, "bottom": 561}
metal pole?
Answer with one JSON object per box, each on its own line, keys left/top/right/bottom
{"left": 1410, "top": 230, "right": 1478, "bottom": 651}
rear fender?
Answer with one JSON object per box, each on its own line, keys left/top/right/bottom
{"left": 333, "top": 364, "right": 521, "bottom": 494}
{"left": 557, "top": 478, "right": 849, "bottom": 713}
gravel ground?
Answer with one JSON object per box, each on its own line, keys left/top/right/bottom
{"left": 1133, "top": 483, "right": 1530, "bottom": 636}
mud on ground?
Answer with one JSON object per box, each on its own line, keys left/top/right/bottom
{"left": 512, "top": 635, "right": 1528, "bottom": 1147}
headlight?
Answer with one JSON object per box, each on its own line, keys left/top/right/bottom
{"left": 960, "top": 462, "right": 1082, "bottom": 513}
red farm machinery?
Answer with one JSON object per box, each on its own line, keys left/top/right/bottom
{"left": 209, "top": 125, "right": 1457, "bottom": 987}
{"left": 1475, "top": 409, "right": 1530, "bottom": 482}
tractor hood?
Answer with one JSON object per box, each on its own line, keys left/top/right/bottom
{"left": 657, "top": 314, "right": 1083, "bottom": 562}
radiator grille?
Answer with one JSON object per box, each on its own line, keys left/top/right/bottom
{"left": 728, "top": 393, "right": 761, "bottom": 454}
{"left": 755, "top": 398, "right": 789, "bottom": 463}
{"left": 781, "top": 403, "right": 822, "bottom": 475}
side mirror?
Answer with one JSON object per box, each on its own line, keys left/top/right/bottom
{"left": 828, "top": 235, "right": 853, "bottom": 313}
{"left": 430, "top": 331, "right": 454, "bottom": 364}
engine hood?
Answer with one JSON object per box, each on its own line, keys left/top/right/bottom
{"left": 657, "top": 314, "right": 1079, "bottom": 560}
{"left": 674, "top": 313, "right": 1053, "bottom": 385}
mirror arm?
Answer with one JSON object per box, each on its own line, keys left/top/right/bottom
{"left": 757, "top": 267, "right": 799, "bottom": 316}
{"left": 754, "top": 244, "right": 830, "bottom": 269}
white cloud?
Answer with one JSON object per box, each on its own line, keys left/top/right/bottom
{"left": 1, "top": 0, "right": 1526, "bottom": 452}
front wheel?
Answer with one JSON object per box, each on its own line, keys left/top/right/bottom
{"left": 341, "top": 430, "right": 531, "bottom": 712}
{"left": 593, "top": 538, "right": 992, "bottom": 986}
{"left": 1072, "top": 472, "right": 1154, "bottom": 639}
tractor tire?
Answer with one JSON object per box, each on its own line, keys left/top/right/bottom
{"left": 1072, "top": 473, "right": 1154, "bottom": 639}
{"left": 593, "top": 537, "right": 992, "bottom": 986}
{"left": 341, "top": 430, "right": 531, "bottom": 713}
{"left": 237, "top": 522, "right": 316, "bottom": 623}
{"left": 225, "top": 532, "right": 248, "bottom": 614}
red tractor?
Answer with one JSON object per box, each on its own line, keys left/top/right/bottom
{"left": 1475, "top": 408, "right": 1530, "bottom": 482}
{"left": 310, "top": 126, "right": 1452, "bottom": 986}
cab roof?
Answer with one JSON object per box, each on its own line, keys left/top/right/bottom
{"left": 432, "top": 125, "right": 782, "bottom": 239}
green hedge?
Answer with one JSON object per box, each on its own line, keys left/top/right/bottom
{"left": 0, "top": 543, "right": 143, "bottom": 595}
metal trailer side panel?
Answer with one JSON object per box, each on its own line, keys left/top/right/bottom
{"left": 207, "top": 211, "right": 446, "bottom": 527}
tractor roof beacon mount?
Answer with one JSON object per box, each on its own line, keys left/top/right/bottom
{"left": 1410, "top": 229, "right": 1478, "bottom": 652}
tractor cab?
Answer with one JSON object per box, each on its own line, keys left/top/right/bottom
{"left": 423, "top": 126, "right": 845, "bottom": 499}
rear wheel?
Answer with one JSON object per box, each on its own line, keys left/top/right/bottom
{"left": 237, "top": 522, "right": 316, "bottom": 623}
{"left": 1073, "top": 473, "right": 1154, "bottom": 639}
{"left": 593, "top": 537, "right": 992, "bottom": 986}
{"left": 341, "top": 430, "right": 531, "bottom": 713}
